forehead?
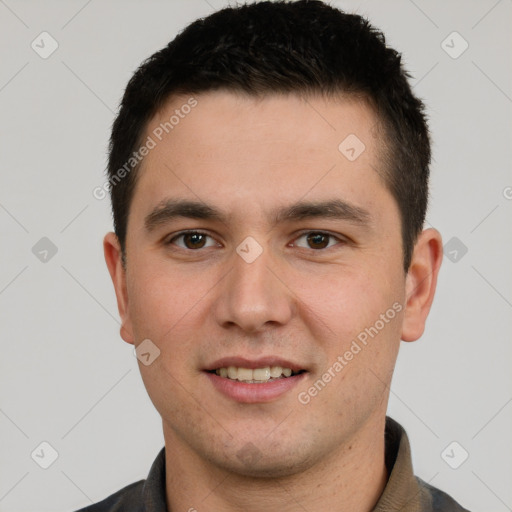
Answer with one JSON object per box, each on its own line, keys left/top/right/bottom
{"left": 147, "top": 90, "right": 381, "bottom": 161}
{"left": 130, "top": 90, "right": 394, "bottom": 226}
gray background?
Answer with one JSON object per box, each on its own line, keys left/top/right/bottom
{"left": 1, "top": 1, "right": 511, "bottom": 511}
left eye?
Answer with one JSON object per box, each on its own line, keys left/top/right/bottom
{"left": 292, "top": 231, "right": 342, "bottom": 250}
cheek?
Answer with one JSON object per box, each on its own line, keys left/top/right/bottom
{"left": 304, "top": 261, "right": 403, "bottom": 394}
{"left": 318, "top": 266, "right": 399, "bottom": 336}
{"left": 127, "top": 266, "right": 206, "bottom": 405}
{"left": 126, "top": 263, "right": 198, "bottom": 342}
{"left": 302, "top": 268, "right": 402, "bottom": 413}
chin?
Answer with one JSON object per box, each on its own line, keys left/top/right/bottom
{"left": 215, "top": 442, "right": 318, "bottom": 479}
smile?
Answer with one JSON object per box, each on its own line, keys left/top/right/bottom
{"left": 204, "top": 362, "right": 308, "bottom": 403}
{"left": 212, "top": 366, "right": 304, "bottom": 383}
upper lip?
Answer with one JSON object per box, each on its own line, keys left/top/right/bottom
{"left": 204, "top": 356, "right": 306, "bottom": 372}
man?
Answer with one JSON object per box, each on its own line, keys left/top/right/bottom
{"left": 78, "top": 1, "right": 470, "bottom": 510}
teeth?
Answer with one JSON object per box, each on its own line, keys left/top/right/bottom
{"left": 237, "top": 367, "right": 253, "bottom": 381}
{"left": 215, "top": 366, "right": 297, "bottom": 382}
{"left": 253, "top": 367, "right": 270, "bottom": 380}
{"left": 270, "top": 366, "right": 282, "bottom": 378}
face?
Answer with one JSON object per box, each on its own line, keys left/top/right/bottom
{"left": 105, "top": 90, "right": 441, "bottom": 477}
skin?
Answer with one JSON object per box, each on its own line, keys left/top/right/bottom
{"left": 104, "top": 90, "right": 443, "bottom": 512}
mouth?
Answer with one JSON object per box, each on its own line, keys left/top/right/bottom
{"left": 207, "top": 365, "right": 306, "bottom": 383}
{"left": 203, "top": 358, "right": 308, "bottom": 403}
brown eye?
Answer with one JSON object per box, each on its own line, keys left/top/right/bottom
{"left": 293, "top": 231, "right": 342, "bottom": 250}
{"left": 182, "top": 233, "right": 207, "bottom": 249}
{"left": 306, "top": 232, "right": 330, "bottom": 249}
{"left": 168, "top": 231, "right": 216, "bottom": 250}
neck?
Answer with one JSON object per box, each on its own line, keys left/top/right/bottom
{"left": 163, "top": 413, "right": 389, "bottom": 512}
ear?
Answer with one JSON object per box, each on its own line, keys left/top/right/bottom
{"left": 401, "top": 228, "right": 443, "bottom": 342}
{"left": 103, "top": 232, "right": 135, "bottom": 344}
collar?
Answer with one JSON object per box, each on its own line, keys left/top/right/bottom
{"left": 373, "top": 416, "right": 430, "bottom": 511}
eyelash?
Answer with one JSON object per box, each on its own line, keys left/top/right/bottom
{"left": 166, "top": 230, "right": 347, "bottom": 252}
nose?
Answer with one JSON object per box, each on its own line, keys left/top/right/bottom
{"left": 212, "top": 239, "right": 294, "bottom": 334}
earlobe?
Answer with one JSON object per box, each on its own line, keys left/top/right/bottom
{"left": 401, "top": 228, "right": 443, "bottom": 342}
{"left": 103, "top": 232, "right": 135, "bottom": 344}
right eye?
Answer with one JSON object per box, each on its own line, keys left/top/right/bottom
{"left": 166, "top": 231, "right": 219, "bottom": 250}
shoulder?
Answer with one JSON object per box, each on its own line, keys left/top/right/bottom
{"left": 417, "top": 477, "right": 472, "bottom": 512}
{"left": 71, "top": 447, "right": 166, "bottom": 512}
{"left": 72, "top": 479, "right": 145, "bottom": 512}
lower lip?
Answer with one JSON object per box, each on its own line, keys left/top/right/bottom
{"left": 204, "top": 371, "right": 307, "bottom": 403}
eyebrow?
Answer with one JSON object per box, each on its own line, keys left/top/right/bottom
{"left": 144, "top": 198, "right": 372, "bottom": 233}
